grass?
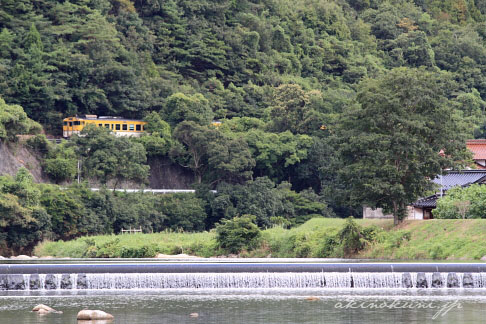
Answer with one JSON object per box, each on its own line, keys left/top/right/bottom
{"left": 34, "top": 230, "right": 218, "bottom": 258}
{"left": 361, "top": 219, "right": 486, "bottom": 260}
{"left": 33, "top": 218, "right": 486, "bottom": 260}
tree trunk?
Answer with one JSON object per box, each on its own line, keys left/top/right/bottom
{"left": 393, "top": 201, "right": 399, "bottom": 226}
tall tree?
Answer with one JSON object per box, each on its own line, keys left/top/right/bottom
{"left": 337, "top": 67, "right": 469, "bottom": 225}
{"left": 73, "top": 126, "right": 150, "bottom": 189}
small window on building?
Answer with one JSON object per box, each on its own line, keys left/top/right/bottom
{"left": 129, "top": 124, "right": 134, "bottom": 131}
{"left": 136, "top": 124, "right": 141, "bottom": 131}
{"left": 116, "top": 124, "right": 121, "bottom": 131}
{"left": 122, "top": 124, "right": 128, "bottom": 131}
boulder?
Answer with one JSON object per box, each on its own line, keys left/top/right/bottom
{"left": 447, "top": 273, "right": 459, "bottom": 288}
{"left": 11, "top": 255, "right": 30, "bottom": 260}
{"left": 7, "top": 274, "right": 25, "bottom": 290}
{"left": 30, "top": 274, "right": 41, "bottom": 290}
{"left": 32, "top": 304, "right": 55, "bottom": 312}
{"left": 45, "top": 274, "right": 57, "bottom": 290}
{"left": 431, "top": 272, "right": 443, "bottom": 288}
{"left": 77, "top": 273, "right": 87, "bottom": 289}
{"left": 416, "top": 272, "right": 428, "bottom": 288}
{"left": 60, "top": 274, "right": 72, "bottom": 289}
{"left": 0, "top": 275, "right": 7, "bottom": 290}
{"left": 77, "top": 310, "right": 114, "bottom": 320}
{"left": 190, "top": 313, "right": 199, "bottom": 318}
{"left": 402, "top": 273, "right": 413, "bottom": 288}
{"left": 36, "top": 309, "right": 49, "bottom": 315}
{"left": 463, "top": 273, "right": 474, "bottom": 288}
{"left": 305, "top": 296, "right": 319, "bottom": 301}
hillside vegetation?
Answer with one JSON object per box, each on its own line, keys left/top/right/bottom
{"left": 3, "top": 0, "right": 486, "bottom": 253}
{"left": 34, "top": 219, "right": 486, "bottom": 260}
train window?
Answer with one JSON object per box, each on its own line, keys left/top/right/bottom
{"left": 98, "top": 124, "right": 102, "bottom": 127}
{"left": 136, "top": 124, "right": 141, "bottom": 131}
{"left": 81, "top": 121, "right": 85, "bottom": 125}
{"left": 116, "top": 124, "right": 120, "bottom": 131}
{"left": 63, "top": 122, "right": 67, "bottom": 126}
{"left": 142, "top": 125, "right": 144, "bottom": 131}
{"left": 129, "top": 124, "right": 134, "bottom": 131}
{"left": 69, "top": 122, "right": 72, "bottom": 127}
{"left": 105, "top": 124, "right": 110, "bottom": 128}
{"left": 122, "top": 124, "right": 127, "bottom": 131}
{"left": 74, "top": 121, "right": 80, "bottom": 126}
{"left": 111, "top": 124, "right": 114, "bottom": 130}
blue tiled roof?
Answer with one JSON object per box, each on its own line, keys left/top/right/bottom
{"left": 432, "top": 171, "right": 486, "bottom": 191}
{"left": 414, "top": 195, "right": 438, "bottom": 208}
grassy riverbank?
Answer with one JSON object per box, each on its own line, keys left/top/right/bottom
{"left": 34, "top": 219, "right": 486, "bottom": 260}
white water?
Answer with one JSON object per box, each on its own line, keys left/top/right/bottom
{"left": 5, "top": 272, "right": 486, "bottom": 290}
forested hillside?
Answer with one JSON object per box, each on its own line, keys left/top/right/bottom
{"left": 1, "top": 0, "right": 485, "bottom": 253}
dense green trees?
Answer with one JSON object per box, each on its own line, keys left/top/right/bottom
{"left": 0, "top": 98, "right": 40, "bottom": 141}
{"left": 434, "top": 184, "right": 486, "bottom": 219}
{"left": 2, "top": 0, "right": 486, "bottom": 254}
{"left": 337, "top": 68, "right": 469, "bottom": 225}
{"left": 73, "top": 126, "right": 150, "bottom": 188}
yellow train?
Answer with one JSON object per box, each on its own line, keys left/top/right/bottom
{"left": 63, "top": 115, "right": 147, "bottom": 138}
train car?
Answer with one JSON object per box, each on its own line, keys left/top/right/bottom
{"left": 63, "top": 115, "right": 147, "bottom": 138}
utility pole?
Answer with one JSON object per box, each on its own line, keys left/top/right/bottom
{"left": 77, "top": 159, "right": 81, "bottom": 184}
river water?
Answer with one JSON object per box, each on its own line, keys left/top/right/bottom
{"left": 1, "top": 288, "right": 486, "bottom": 323}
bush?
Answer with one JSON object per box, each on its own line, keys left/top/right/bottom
{"left": 43, "top": 157, "right": 77, "bottom": 183}
{"left": 338, "top": 217, "right": 366, "bottom": 256}
{"left": 215, "top": 215, "right": 261, "bottom": 254}
{"left": 26, "top": 134, "right": 52, "bottom": 157}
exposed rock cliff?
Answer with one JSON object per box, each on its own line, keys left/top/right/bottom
{"left": 0, "top": 141, "right": 46, "bottom": 182}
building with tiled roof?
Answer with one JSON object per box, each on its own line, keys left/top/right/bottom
{"left": 466, "top": 139, "right": 486, "bottom": 169}
{"left": 364, "top": 170, "right": 486, "bottom": 220}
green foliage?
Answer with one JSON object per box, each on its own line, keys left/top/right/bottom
{"left": 215, "top": 215, "right": 262, "bottom": 254}
{"left": 337, "top": 67, "right": 470, "bottom": 224}
{"left": 138, "top": 111, "right": 173, "bottom": 157}
{"left": 4, "top": 0, "right": 486, "bottom": 256}
{"left": 0, "top": 98, "right": 41, "bottom": 141}
{"left": 434, "top": 184, "right": 486, "bottom": 219}
{"left": 73, "top": 126, "right": 150, "bottom": 188}
{"left": 164, "top": 93, "right": 213, "bottom": 126}
{"left": 338, "top": 217, "right": 367, "bottom": 256}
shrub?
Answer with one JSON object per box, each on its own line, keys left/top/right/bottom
{"left": 215, "top": 214, "right": 261, "bottom": 254}
{"left": 338, "top": 217, "right": 366, "bottom": 256}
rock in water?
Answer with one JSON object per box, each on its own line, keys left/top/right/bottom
{"left": 44, "top": 274, "right": 57, "bottom": 290}
{"left": 7, "top": 274, "right": 25, "bottom": 290}
{"left": 77, "top": 273, "right": 87, "bottom": 289}
{"left": 305, "top": 297, "right": 319, "bottom": 301}
{"left": 77, "top": 310, "right": 114, "bottom": 320}
{"left": 431, "top": 272, "right": 443, "bottom": 288}
{"left": 190, "top": 313, "right": 199, "bottom": 318}
{"left": 447, "top": 273, "right": 459, "bottom": 288}
{"left": 402, "top": 273, "right": 413, "bottom": 288}
{"left": 30, "top": 274, "right": 40, "bottom": 290}
{"left": 463, "top": 273, "right": 474, "bottom": 288}
{"left": 36, "top": 309, "right": 49, "bottom": 315}
{"left": 60, "top": 274, "right": 72, "bottom": 289}
{"left": 32, "top": 304, "right": 55, "bottom": 312}
{"left": 416, "top": 272, "right": 428, "bottom": 288}
{"left": 0, "top": 275, "right": 7, "bottom": 290}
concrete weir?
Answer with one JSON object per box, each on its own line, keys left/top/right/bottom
{"left": 0, "top": 263, "right": 485, "bottom": 290}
